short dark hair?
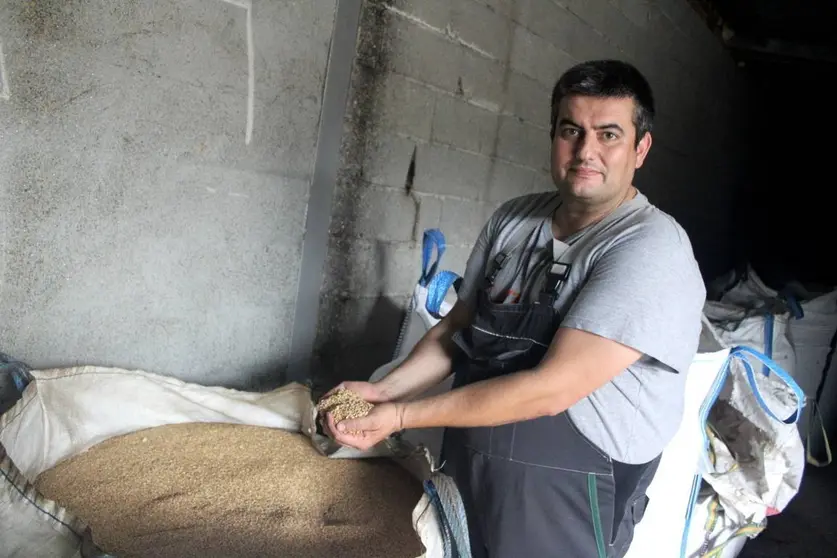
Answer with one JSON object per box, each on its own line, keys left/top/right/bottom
{"left": 550, "top": 60, "right": 655, "bottom": 145}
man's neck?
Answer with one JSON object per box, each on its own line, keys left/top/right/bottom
{"left": 553, "top": 186, "right": 636, "bottom": 240}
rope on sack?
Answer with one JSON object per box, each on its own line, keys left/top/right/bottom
{"left": 393, "top": 295, "right": 417, "bottom": 361}
{"left": 423, "top": 473, "right": 472, "bottom": 558}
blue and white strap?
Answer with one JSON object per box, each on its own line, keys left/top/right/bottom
{"left": 733, "top": 345, "right": 805, "bottom": 424}
{"left": 420, "top": 229, "right": 447, "bottom": 287}
{"left": 425, "top": 270, "right": 461, "bottom": 319}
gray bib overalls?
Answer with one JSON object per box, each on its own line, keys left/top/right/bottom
{"left": 441, "top": 233, "right": 661, "bottom": 558}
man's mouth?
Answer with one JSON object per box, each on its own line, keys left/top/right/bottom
{"left": 570, "top": 167, "right": 601, "bottom": 178}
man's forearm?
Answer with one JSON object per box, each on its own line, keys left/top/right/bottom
{"left": 376, "top": 323, "right": 457, "bottom": 401}
{"left": 399, "top": 367, "right": 565, "bottom": 429}
{"left": 399, "top": 327, "right": 642, "bottom": 430}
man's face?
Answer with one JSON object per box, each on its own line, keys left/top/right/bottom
{"left": 551, "top": 95, "right": 652, "bottom": 205}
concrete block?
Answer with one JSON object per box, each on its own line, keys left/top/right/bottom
{"left": 532, "top": 170, "right": 557, "bottom": 194}
{"left": 457, "top": 46, "right": 507, "bottom": 112}
{"left": 496, "top": 116, "right": 550, "bottom": 171}
{"left": 611, "top": 0, "right": 651, "bottom": 28}
{"left": 3, "top": 10, "right": 324, "bottom": 181}
{"left": 485, "top": 160, "right": 540, "bottom": 203}
{"left": 561, "top": 0, "right": 609, "bottom": 31}
{"left": 478, "top": 0, "right": 520, "bottom": 18}
{"left": 0, "top": 161, "right": 307, "bottom": 385}
{"left": 654, "top": 0, "right": 693, "bottom": 35}
{"left": 363, "top": 132, "right": 418, "bottom": 187}
{"left": 503, "top": 71, "right": 552, "bottom": 127}
{"left": 375, "top": 72, "right": 435, "bottom": 140}
{"left": 251, "top": 0, "right": 337, "bottom": 104}
{"left": 568, "top": 18, "right": 619, "bottom": 61}
{"left": 323, "top": 238, "right": 423, "bottom": 298}
{"left": 315, "top": 293, "right": 409, "bottom": 356}
{"left": 387, "top": 16, "right": 461, "bottom": 93}
{"left": 510, "top": 24, "right": 576, "bottom": 87}
{"left": 439, "top": 198, "right": 494, "bottom": 246}
{"left": 381, "top": 11, "right": 516, "bottom": 115}
{"left": 388, "top": 0, "right": 452, "bottom": 31}
{"left": 516, "top": 0, "right": 576, "bottom": 53}
{"left": 413, "top": 143, "right": 493, "bottom": 199}
{"left": 432, "top": 94, "right": 501, "bottom": 156}
{"left": 450, "top": 0, "right": 513, "bottom": 61}
{"left": 592, "top": 3, "right": 641, "bottom": 57}
{"left": 331, "top": 182, "right": 430, "bottom": 243}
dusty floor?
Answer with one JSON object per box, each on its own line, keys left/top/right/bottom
{"left": 739, "top": 463, "right": 837, "bottom": 558}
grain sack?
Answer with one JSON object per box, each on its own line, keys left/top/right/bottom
{"left": 1, "top": 367, "right": 467, "bottom": 558}
{"left": 35, "top": 422, "right": 425, "bottom": 558}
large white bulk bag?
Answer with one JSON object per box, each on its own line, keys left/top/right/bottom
{"left": 709, "top": 264, "right": 837, "bottom": 465}
{"left": 624, "top": 320, "right": 731, "bottom": 558}
{"left": 370, "top": 230, "right": 460, "bottom": 467}
{"left": 680, "top": 332, "right": 806, "bottom": 557}
{"left": 0, "top": 367, "right": 470, "bottom": 558}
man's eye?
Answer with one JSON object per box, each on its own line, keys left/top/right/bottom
{"left": 601, "top": 131, "right": 618, "bottom": 141}
{"left": 560, "top": 128, "right": 579, "bottom": 138}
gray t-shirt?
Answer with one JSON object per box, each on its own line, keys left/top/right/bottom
{"left": 457, "top": 191, "right": 706, "bottom": 464}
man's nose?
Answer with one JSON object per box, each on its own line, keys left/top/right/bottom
{"left": 575, "top": 133, "right": 598, "bottom": 162}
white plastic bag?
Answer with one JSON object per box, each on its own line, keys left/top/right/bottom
{"left": 709, "top": 264, "right": 837, "bottom": 465}
{"left": 680, "top": 330, "right": 806, "bottom": 557}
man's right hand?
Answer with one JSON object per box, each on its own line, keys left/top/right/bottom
{"left": 319, "top": 381, "right": 392, "bottom": 441}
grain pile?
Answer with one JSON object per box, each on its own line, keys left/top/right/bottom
{"left": 34, "top": 423, "right": 425, "bottom": 558}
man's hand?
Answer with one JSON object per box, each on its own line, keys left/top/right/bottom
{"left": 326, "top": 402, "right": 405, "bottom": 452}
{"left": 322, "top": 380, "right": 391, "bottom": 404}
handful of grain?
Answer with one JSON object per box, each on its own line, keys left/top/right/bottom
{"left": 316, "top": 388, "right": 374, "bottom": 432}
{"left": 34, "top": 422, "right": 424, "bottom": 558}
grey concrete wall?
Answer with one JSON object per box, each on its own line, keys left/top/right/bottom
{"left": 0, "top": 0, "right": 336, "bottom": 387}
{"left": 314, "top": 0, "right": 748, "bottom": 384}
{"left": 0, "top": 0, "right": 748, "bottom": 389}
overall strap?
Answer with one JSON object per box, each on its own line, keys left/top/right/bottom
{"left": 485, "top": 194, "right": 562, "bottom": 288}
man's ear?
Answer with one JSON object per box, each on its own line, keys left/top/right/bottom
{"left": 635, "top": 132, "right": 652, "bottom": 169}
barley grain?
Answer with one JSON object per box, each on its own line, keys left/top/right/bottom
{"left": 35, "top": 422, "right": 425, "bottom": 558}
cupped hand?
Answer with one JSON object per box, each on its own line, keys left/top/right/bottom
{"left": 325, "top": 402, "right": 404, "bottom": 452}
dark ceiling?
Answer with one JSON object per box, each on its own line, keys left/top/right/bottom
{"left": 692, "top": 0, "right": 837, "bottom": 65}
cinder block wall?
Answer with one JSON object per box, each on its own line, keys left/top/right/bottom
{"left": 0, "top": 0, "right": 338, "bottom": 387}
{"left": 314, "top": 0, "right": 748, "bottom": 384}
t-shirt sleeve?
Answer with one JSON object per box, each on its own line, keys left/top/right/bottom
{"left": 561, "top": 218, "right": 707, "bottom": 374}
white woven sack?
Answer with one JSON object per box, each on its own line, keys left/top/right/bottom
{"left": 0, "top": 367, "right": 461, "bottom": 558}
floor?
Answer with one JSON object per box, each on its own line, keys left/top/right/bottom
{"left": 739, "top": 463, "right": 837, "bottom": 558}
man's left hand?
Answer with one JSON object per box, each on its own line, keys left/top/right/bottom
{"left": 325, "top": 402, "right": 405, "bottom": 452}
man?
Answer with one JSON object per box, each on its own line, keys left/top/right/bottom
{"left": 325, "top": 60, "right": 706, "bottom": 557}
